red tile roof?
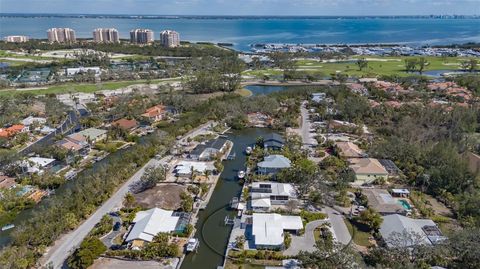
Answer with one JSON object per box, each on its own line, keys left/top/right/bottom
{"left": 113, "top": 118, "right": 138, "bottom": 130}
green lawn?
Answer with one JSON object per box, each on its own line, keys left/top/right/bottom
{"left": 344, "top": 219, "right": 373, "bottom": 247}
{"left": 0, "top": 77, "right": 181, "bottom": 96}
{"left": 245, "top": 56, "right": 472, "bottom": 78}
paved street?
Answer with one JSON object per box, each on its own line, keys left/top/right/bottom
{"left": 297, "top": 101, "right": 352, "bottom": 246}
{"left": 42, "top": 121, "right": 216, "bottom": 268}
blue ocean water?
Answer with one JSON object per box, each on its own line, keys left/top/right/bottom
{"left": 1, "top": 17, "right": 479, "bottom": 51}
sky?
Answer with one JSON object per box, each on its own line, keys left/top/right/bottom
{"left": 1, "top": 0, "right": 480, "bottom": 16}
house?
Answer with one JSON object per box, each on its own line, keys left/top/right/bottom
{"left": 0, "top": 175, "right": 16, "bottom": 189}
{"left": 125, "top": 208, "right": 183, "bottom": 244}
{"left": 73, "top": 128, "right": 108, "bottom": 143}
{"left": 379, "top": 214, "right": 446, "bottom": 248}
{"left": 247, "top": 112, "right": 273, "bottom": 127}
{"left": 112, "top": 118, "right": 139, "bottom": 131}
{"left": 174, "top": 161, "right": 215, "bottom": 177}
{"left": 363, "top": 189, "right": 408, "bottom": 215}
{"left": 263, "top": 133, "right": 285, "bottom": 150}
{"left": 251, "top": 213, "right": 303, "bottom": 249}
{"left": 20, "top": 157, "right": 56, "bottom": 174}
{"left": 391, "top": 189, "right": 410, "bottom": 198}
{"left": 257, "top": 155, "right": 291, "bottom": 175}
{"left": 55, "top": 137, "right": 90, "bottom": 156}
{"left": 249, "top": 182, "right": 297, "bottom": 211}
{"left": 349, "top": 158, "right": 389, "bottom": 185}
{"left": 141, "top": 105, "right": 167, "bottom": 122}
{"left": 189, "top": 138, "right": 229, "bottom": 161}
{"left": 311, "top": 92, "right": 326, "bottom": 103}
{"left": 335, "top": 141, "right": 365, "bottom": 158}
{"left": 65, "top": 67, "right": 101, "bottom": 76}
{"left": 378, "top": 159, "right": 401, "bottom": 176}
{"left": 0, "top": 124, "right": 26, "bottom": 138}
{"left": 21, "top": 116, "right": 47, "bottom": 127}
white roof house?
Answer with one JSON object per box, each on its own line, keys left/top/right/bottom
{"left": 174, "top": 161, "right": 214, "bottom": 176}
{"left": 126, "top": 208, "right": 180, "bottom": 243}
{"left": 250, "top": 182, "right": 297, "bottom": 209}
{"left": 21, "top": 157, "right": 56, "bottom": 174}
{"left": 252, "top": 213, "right": 303, "bottom": 248}
{"left": 257, "top": 155, "right": 291, "bottom": 175}
{"left": 380, "top": 214, "right": 446, "bottom": 248}
{"left": 66, "top": 67, "right": 101, "bottom": 76}
{"left": 21, "top": 116, "right": 47, "bottom": 126}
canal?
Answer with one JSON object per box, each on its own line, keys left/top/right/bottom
{"left": 180, "top": 128, "right": 275, "bottom": 269}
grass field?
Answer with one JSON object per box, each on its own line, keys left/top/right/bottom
{"left": 244, "top": 56, "right": 473, "bottom": 78}
{"left": 344, "top": 219, "right": 374, "bottom": 247}
{"left": 0, "top": 77, "right": 180, "bottom": 96}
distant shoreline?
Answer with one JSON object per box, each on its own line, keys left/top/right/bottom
{"left": 1, "top": 13, "right": 479, "bottom": 20}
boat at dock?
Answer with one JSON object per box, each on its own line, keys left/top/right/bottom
{"left": 237, "top": 170, "right": 245, "bottom": 179}
{"left": 186, "top": 238, "right": 199, "bottom": 253}
{"left": 245, "top": 146, "right": 252, "bottom": 155}
{"left": 1, "top": 224, "right": 15, "bottom": 231}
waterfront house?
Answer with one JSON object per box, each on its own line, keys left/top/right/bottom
{"left": 141, "top": 104, "right": 167, "bottom": 122}
{"left": 249, "top": 182, "right": 297, "bottom": 211}
{"left": 72, "top": 128, "right": 108, "bottom": 144}
{"left": 251, "top": 213, "right": 303, "bottom": 250}
{"left": 335, "top": 141, "right": 365, "bottom": 158}
{"left": 189, "top": 138, "right": 229, "bottom": 161}
{"left": 174, "top": 161, "right": 216, "bottom": 177}
{"left": 363, "top": 189, "right": 408, "bottom": 216}
{"left": 55, "top": 136, "right": 90, "bottom": 157}
{"left": 379, "top": 214, "right": 446, "bottom": 248}
{"left": 349, "top": 158, "right": 389, "bottom": 185}
{"left": 20, "top": 157, "right": 56, "bottom": 174}
{"left": 0, "top": 124, "right": 26, "bottom": 138}
{"left": 112, "top": 118, "right": 139, "bottom": 131}
{"left": 257, "top": 155, "right": 291, "bottom": 175}
{"left": 125, "top": 208, "right": 182, "bottom": 246}
{"left": 21, "top": 116, "right": 47, "bottom": 127}
{"left": 263, "top": 133, "right": 285, "bottom": 150}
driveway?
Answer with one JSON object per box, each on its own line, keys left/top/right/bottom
{"left": 284, "top": 220, "right": 326, "bottom": 255}
{"left": 324, "top": 207, "right": 351, "bottom": 245}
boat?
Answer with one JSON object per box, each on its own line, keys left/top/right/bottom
{"left": 1, "top": 224, "right": 15, "bottom": 231}
{"left": 186, "top": 238, "right": 199, "bottom": 253}
{"left": 245, "top": 146, "right": 252, "bottom": 155}
{"left": 237, "top": 170, "right": 245, "bottom": 179}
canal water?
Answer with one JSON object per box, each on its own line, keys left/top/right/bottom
{"left": 180, "top": 128, "right": 275, "bottom": 269}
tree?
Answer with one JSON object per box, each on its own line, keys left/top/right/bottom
{"left": 235, "top": 235, "right": 245, "bottom": 249}
{"left": 297, "top": 241, "right": 363, "bottom": 269}
{"left": 461, "top": 59, "right": 478, "bottom": 72}
{"left": 357, "top": 208, "right": 383, "bottom": 230}
{"left": 137, "top": 165, "right": 166, "bottom": 192}
{"left": 405, "top": 58, "right": 418, "bottom": 73}
{"left": 67, "top": 237, "right": 106, "bottom": 269}
{"left": 285, "top": 200, "right": 300, "bottom": 213}
{"left": 356, "top": 58, "right": 368, "bottom": 71}
{"left": 180, "top": 191, "right": 193, "bottom": 212}
{"left": 123, "top": 192, "right": 136, "bottom": 208}
{"left": 417, "top": 57, "right": 428, "bottom": 75}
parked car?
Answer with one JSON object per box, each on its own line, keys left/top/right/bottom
{"left": 113, "top": 222, "right": 121, "bottom": 231}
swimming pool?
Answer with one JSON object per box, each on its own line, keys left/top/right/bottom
{"left": 398, "top": 200, "right": 412, "bottom": 210}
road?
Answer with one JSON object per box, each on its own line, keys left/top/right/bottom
{"left": 298, "top": 101, "right": 351, "bottom": 246}
{"left": 299, "top": 101, "right": 318, "bottom": 148}
{"left": 42, "top": 121, "right": 216, "bottom": 268}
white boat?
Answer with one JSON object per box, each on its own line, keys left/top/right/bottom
{"left": 1, "top": 224, "right": 15, "bottom": 231}
{"left": 186, "top": 238, "right": 199, "bottom": 253}
{"left": 245, "top": 146, "right": 252, "bottom": 155}
{"left": 237, "top": 170, "right": 245, "bottom": 179}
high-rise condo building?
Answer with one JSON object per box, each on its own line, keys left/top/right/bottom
{"left": 93, "top": 28, "right": 120, "bottom": 43}
{"left": 4, "top": 36, "right": 29, "bottom": 42}
{"left": 159, "top": 30, "right": 180, "bottom": 48}
{"left": 130, "top": 29, "right": 154, "bottom": 44}
{"left": 47, "top": 28, "right": 76, "bottom": 43}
